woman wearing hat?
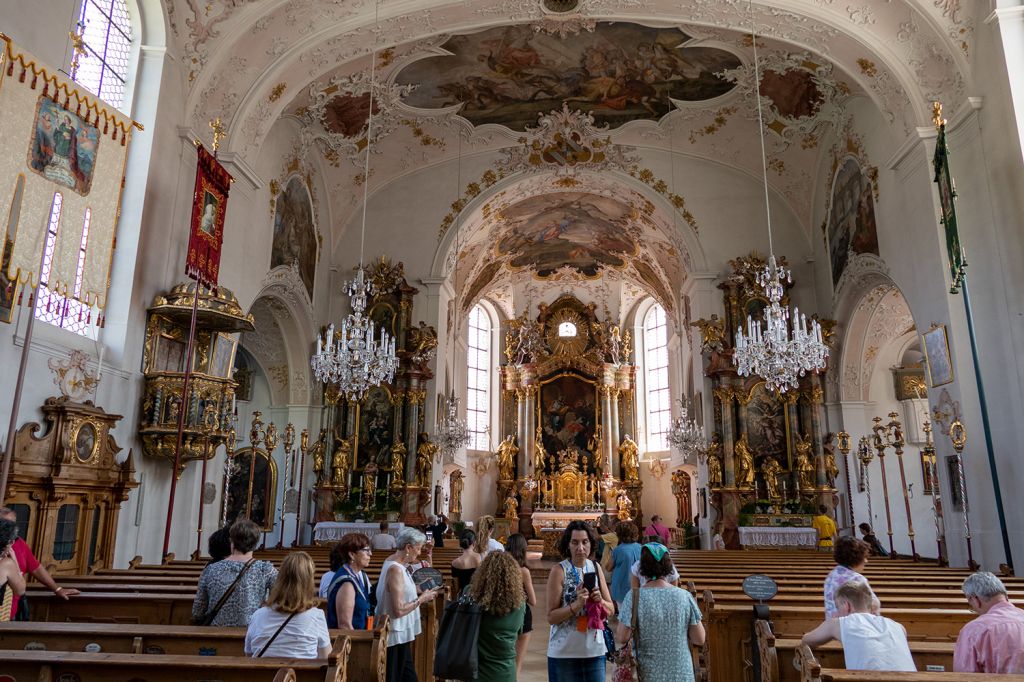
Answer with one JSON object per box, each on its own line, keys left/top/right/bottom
{"left": 616, "top": 543, "right": 705, "bottom": 682}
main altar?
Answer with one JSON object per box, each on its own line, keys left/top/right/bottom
{"left": 495, "top": 295, "right": 643, "bottom": 548}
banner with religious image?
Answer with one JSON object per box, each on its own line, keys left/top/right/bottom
{"left": 0, "top": 36, "right": 138, "bottom": 309}
{"left": 932, "top": 121, "right": 966, "bottom": 294}
{"left": 185, "top": 144, "right": 232, "bottom": 287}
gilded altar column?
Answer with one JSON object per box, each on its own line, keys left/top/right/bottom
{"left": 390, "top": 389, "right": 406, "bottom": 486}
{"left": 523, "top": 383, "right": 537, "bottom": 475}
{"left": 785, "top": 392, "right": 800, "bottom": 489}
{"left": 405, "top": 382, "right": 424, "bottom": 482}
{"left": 715, "top": 384, "right": 737, "bottom": 487}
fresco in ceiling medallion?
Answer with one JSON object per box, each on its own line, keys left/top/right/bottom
{"left": 827, "top": 158, "right": 879, "bottom": 288}
{"left": 395, "top": 23, "right": 741, "bottom": 131}
{"left": 494, "top": 192, "right": 639, "bottom": 278}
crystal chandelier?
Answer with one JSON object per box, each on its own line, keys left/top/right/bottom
{"left": 310, "top": 4, "right": 398, "bottom": 401}
{"left": 436, "top": 392, "right": 471, "bottom": 458}
{"left": 667, "top": 398, "right": 708, "bottom": 463}
{"left": 731, "top": 5, "right": 828, "bottom": 393}
{"left": 434, "top": 135, "right": 472, "bottom": 457}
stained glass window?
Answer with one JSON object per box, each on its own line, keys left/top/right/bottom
{"left": 467, "top": 305, "right": 491, "bottom": 451}
{"left": 644, "top": 303, "right": 671, "bottom": 451}
{"left": 73, "top": 0, "right": 134, "bottom": 109}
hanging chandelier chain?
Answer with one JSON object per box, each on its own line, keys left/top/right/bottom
{"left": 750, "top": 1, "right": 774, "bottom": 256}
{"left": 358, "top": 0, "right": 381, "bottom": 269}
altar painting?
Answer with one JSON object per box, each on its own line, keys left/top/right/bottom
{"left": 225, "top": 447, "right": 277, "bottom": 530}
{"left": 538, "top": 373, "right": 597, "bottom": 459}
{"left": 745, "top": 382, "right": 789, "bottom": 467}
{"left": 357, "top": 386, "right": 395, "bottom": 468}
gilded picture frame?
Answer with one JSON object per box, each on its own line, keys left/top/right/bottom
{"left": 922, "top": 324, "right": 953, "bottom": 387}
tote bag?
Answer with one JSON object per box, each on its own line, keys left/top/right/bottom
{"left": 433, "top": 591, "right": 483, "bottom": 680}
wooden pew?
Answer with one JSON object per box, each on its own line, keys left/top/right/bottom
{"left": 754, "top": 620, "right": 958, "bottom": 682}
{"left": 0, "top": 635, "right": 351, "bottom": 682}
{"left": 792, "top": 643, "right": 1024, "bottom": 682}
{"left": 339, "top": 615, "right": 390, "bottom": 682}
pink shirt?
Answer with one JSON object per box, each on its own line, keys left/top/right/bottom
{"left": 643, "top": 523, "right": 670, "bottom": 544}
{"left": 9, "top": 538, "right": 39, "bottom": 619}
{"left": 954, "top": 600, "right": 1024, "bottom": 673}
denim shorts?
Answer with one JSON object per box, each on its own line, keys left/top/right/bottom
{"left": 547, "top": 655, "right": 606, "bottom": 682}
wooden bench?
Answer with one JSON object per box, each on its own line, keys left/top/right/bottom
{"left": 793, "top": 643, "right": 1024, "bottom": 681}
{"left": 0, "top": 635, "right": 351, "bottom": 682}
{"left": 338, "top": 615, "right": 390, "bottom": 682}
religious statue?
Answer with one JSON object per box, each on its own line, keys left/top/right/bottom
{"left": 761, "top": 457, "right": 783, "bottom": 499}
{"left": 363, "top": 462, "right": 378, "bottom": 509}
{"left": 587, "top": 430, "right": 603, "bottom": 471}
{"left": 823, "top": 436, "right": 839, "bottom": 488}
{"left": 503, "top": 493, "right": 519, "bottom": 522}
{"left": 332, "top": 437, "right": 352, "bottom": 487}
{"left": 416, "top": 432, "right": 436, "bottom": 487}
{"left": 449, "top": 469, "right": 464, "bottom": 516}
{"left": 310, "top": 439, "right": 325, "bottom": 485}
{"left": 407, "top": 321, "right": 438, "bottom": 369}
{"left": 706, "top": 434, "right": 723, "bottom": 487}
{"left": 734, "top": 434, "right": 755, "bottom": 488}
{"left": 496, "top": 435, "right": 518, "bottom": 481}
{"left": 390, "top": 441, "right": 406, "bottom": 486}
{"left": 616, "top": 488, "right": 633, "bottom": 521}
{"left": 690, "top": 315, "right": 726, "bottom": 353}
{"left": 795, "top": 434, "right": 815, "bottom": 490}
{"left": 533, "top": 426, "right": 547, "bottom": 474}
{"left": 619, "top": 435, "right": 640, "bottom": 482}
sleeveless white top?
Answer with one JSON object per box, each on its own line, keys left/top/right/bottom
{"left": 547, "top": 559, "right": 608, "bottom": 659}
{"left": 375, "top": 560, "right": 422, "bottom": 646}
{"left": 838, "top": 613, "right": 916, "bottom": 671}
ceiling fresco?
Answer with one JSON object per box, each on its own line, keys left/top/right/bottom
{"left": 394, "top": 23, "right": 742, "bottom": 130}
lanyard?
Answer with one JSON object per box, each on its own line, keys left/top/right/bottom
{"left": 343, "top": 566, "right": 368, "bottom": 602}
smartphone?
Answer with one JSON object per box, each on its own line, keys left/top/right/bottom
{"left": 583, "top": 572, "right": 597, "bottom": 591}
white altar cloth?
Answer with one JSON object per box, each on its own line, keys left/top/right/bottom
{"left": 314, "top": 521, "right": 403, "bottom": 543}
{"left": 738, "top": 526, "right": 818, "bottom": 549}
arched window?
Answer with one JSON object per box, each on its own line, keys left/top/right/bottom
{"left": 73, "top": 0, "right": 134, "bottom": 109}
{"left": 34, "top": 194, "right": 96, "bottom": 337}
{"left": 644, "top": 303, "right": 671, "bottom": 451}
{"left": 467, "top": 304, "right": 491, "bottom": 450}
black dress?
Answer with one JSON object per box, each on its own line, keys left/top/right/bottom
{"left": 451, "top": 566, "right": 476, "bottom": 593}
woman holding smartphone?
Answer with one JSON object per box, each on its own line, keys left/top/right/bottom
{"left": 546, "top": 520, "right": 614, "bottom": 681}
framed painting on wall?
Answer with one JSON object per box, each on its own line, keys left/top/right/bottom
{"left": 923, "top": 324, "right": 953, "bottom": 387}
{"left": 537, "top": 372, "right": 598, "bottom": 459}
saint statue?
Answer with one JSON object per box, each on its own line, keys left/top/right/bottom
{"left": 390, "top": 441, "right": 406, "bottom": 483}
{"left": 706, "top": 434, "right": 723, "bottom": 487}
{"left": 332, "top": 437, "right": 352, "bottom": 487}
{"left": 311, "top": 440, "right": 325, "bottom": 485}
{"left": 496, "top": 435, "right": 518, "bottom": 482}
{"left": 588, "top": 430, "right": 603, "bottom": 470}
{"left": 363, "top": 462, "right": 378, "bottom": 509}
{"left": 503, "top": 493, "right": 519, "bottom": 523}
{"left": 416, "top": 432, "right": 436, "bottom": 487}
{"left": 823, "top": 437, "right": 839, "bottom": 488}
{"left": 734, "top": 434, "right": 755, "bottom": 488}
{"left": 449, "top": 470, "right": 464, "bottom": 516}
{"left": 533, "top": 426, "right": 547, "bottom": 474}
{"left": 761, "top": 457, "right": 782, "bottom": 499}
{"left": 619, "top": 435, "right": 640, "bottom": 482}
{"left": 616, "top": 488, "right": 633, "bottom": 521}
{"left": 794, "top": 434, "right": 815, "bottom": 490}
{"left": 689, "top": 315, "right": 726, "bottom": 353}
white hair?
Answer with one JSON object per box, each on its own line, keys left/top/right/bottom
{"left": 395, "top": 527, "right": 427, "bottom": 550}
{"left": 962, "top": 572, "right": 1008, "bottom": 600}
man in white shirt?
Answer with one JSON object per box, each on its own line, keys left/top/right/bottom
{"left": 370, "top": 522, "right": 397, "bottom": 551}
{"left": 801, "top": 580, "right": 916, "bottom": 672}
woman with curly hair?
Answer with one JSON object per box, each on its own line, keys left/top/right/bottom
{"left": 824, "top": 536, "right": 880, "bottom": 618}
{"left": 469, "top": 551, "right": 526, "bottom": 681}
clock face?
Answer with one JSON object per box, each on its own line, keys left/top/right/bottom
{"left": 75, "top": 423, "right": 97, "bottom": 462}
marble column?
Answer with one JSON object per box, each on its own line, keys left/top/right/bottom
{"left": 785, "top": 392, "right": 800, "bottom": 490}
{"left": 390, "top": 390, "right": 405, "bottom": 487}
{"left": 610, "top": 389, "right": 621, "bottom": 453}
{"left": 600, "top": 385, "right": 617, "bottom": 476}
{"left": 523, "top": 384, "right": 537, "bottom": 476}
{"left": 808, "top": 376, "right": 827, "bottom": 487}
{"left": 405, "top": 382, "right": 423, "bottom": 482}
{"left": 716, "top": 383, "right": 736, "bottom": 486}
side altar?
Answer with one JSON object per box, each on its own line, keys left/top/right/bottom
{"left": 495, "top": 295, "right": 644, "bottom": 540}
{"left": 692, "top": 253, "right": 839, "bottom": 549}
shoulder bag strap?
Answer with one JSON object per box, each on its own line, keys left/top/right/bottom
{"left": 630, "top": 586, "right": 644, "bottom": 682}
{"left": 256, "top": 611, "right": 298, "bottom": 657}
{"left": 207, "top": 558, "right": 256, "bottom": 623}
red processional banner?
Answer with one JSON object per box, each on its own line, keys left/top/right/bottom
{"left": 185, "top": 145, "right": 232, "bottom": 288}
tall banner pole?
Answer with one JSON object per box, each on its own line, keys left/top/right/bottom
{"left": 932, "top": 102, "right": 1013, "bottom": 574}
{"left": 161, "top": 119, "right": 231, "bottom": 561}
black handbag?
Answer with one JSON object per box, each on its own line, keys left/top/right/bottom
{"left": 433, "top": 590, "right": 483, "bottom": 681}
